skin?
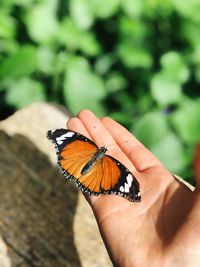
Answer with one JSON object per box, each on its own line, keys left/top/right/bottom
{"left": 67, "top": 109, "right": 200, "bottom": 267}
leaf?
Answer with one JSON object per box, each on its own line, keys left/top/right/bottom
{"left": 121, "top": 0, "right": 143, "bottom": 18}
{"left": 151, "top": 132, "right": 186, "bottom": 173}
{"left": 0, "top": 45, "right": 37, "bottom": 79}
{"left": 94, "top": 54, "right": 114, "bottom": 75}
{"left": 105, "top": 72, "right": 126, "bottom": 93}
{"left": 0, "top": 12, "right": 16, "bottom": 38}
{"left": 59, "top": 18, "right": 80, "bottom": 50}
{"left": 79, "top": 31, "right": 101, "bottom": 56}
{"left": 181, "top": 20, "right": 200, "bottom": 48}
{"left": 170, "top": 99, "right": 200, "bottom": 145}
{"left": 160, "top": 52, "right": 190, "bottom": 84}
{"left": 118, "top": 41, "right": 152, "bottom": 68}
{"left": 59, "top": 18, "right": 100, "bottom": 56}
{"left": 37, "top": 46, "right": 55, "bottom": 74}
{"left": 173, "top": 0, "right": 200, "bottom": 23}
{"left": 69, "top": 0, "right": 93, "bottom": 30}
{"left": 132, "top": 111, "right": 169, "bottom": 148}
{"left": 5, "top": 77, "right": 46, "bottom": 108}
{"left": 25, "top": 0, "right": 59, "bottom": 43}
{"left": 151, "top": 72, "right": 183, "bottom": 106}
{"left": 89, "top": 0, "right": 120, "bottom": 18}
{"left": 109, "top": 112, "right": 134, "bottom": 126}
{"left": 119, "top": 17, "right": 148, "bottom": 41}
{"left": 64, "top": 56, "right": 106, "bottom": 116}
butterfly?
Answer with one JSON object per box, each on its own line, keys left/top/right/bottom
{"left": 47, "top": 128, "right": 141, "bottom": 202}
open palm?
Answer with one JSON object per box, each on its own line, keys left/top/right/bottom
{"left": 67, "top": 110, "right": 200, "bottom": 267}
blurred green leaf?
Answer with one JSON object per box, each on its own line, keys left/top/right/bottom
{"left": 113, "top": 91, "right": 135, "bottom": 112}
{"left": 59, "top": 18, "right": 100, "bottom": 56}
{"left": 0, "top": 39, "right": 18, "bottom": 54}
{"left": 173, "top": 0, "right": 200, "bottom": 23}
{"left": 25, "top": 0, "right": 59, "bottom": 43}
{"left": 118, "top": 41, "right": 152, "bottom": 68}
{"left": 94, "top": 54, "right": 114, "bottom": 75}
{"left": 37, "top": 46, "right": 55, "bottom": 74}
{"left": 135, "top": 93, "right": 154, "bottom": 114}
{"left": 160, "top": 52, "right": 190, "bottom": 83}
{"left": 79, "top": 31, "right": 101, "bottom": 56}
{"left": 151, "top": 132, "right": 186, "bottom": 173}
{"left": 0, "top": 12, "right": 16, "bottom": 38}
{"left": 143, "top": 0, "right": 173, "bottom": 17}
{"left": 64, "top": 56, "right": 106, "bottom": 116}
{"left": 5, "top": 77, "right": 46, "bottom": 108}
{"left": 151, "top": 72, "right": 183, "bottom": 106}
{"left": 181, "top": 20, "right": 200, "bottom": 48}
{"left": 11, "top": 0, "right": 33, "bottom": 6}
{"left": 59, "top": 18, "right": 80, "bottom": 50}
{"left": 0, "top": 45, "right": 37, "bottom": 79}
{"left": 121, "top": 0, "right": 143, "bottom": 18}
{"left": 89, "top": 0, "right": 120, "bottom": 18}
{"left": 170, "top": 99, "right": 200, "bottom": 145}
{"left": 119, "top": 17, "right": 148, "bottom": 41}
{"left": 109, "top": 111, "right": 134, "bottom": 125}
{"left": 105, "top": 72, "right": 127, "bottom": 93}
{"left": 69, "top": 0, "right": 93, "bottom": 30}
{"left": 195, "top": 64, "right": 200, "bottom": 82}
{"left": 132, "top": 111, "right": 169, "bottom": 148}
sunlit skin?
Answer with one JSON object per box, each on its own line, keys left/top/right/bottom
{"left": 67, "top": 109, "right": 200, "bottom": 267}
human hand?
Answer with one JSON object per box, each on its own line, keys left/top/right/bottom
{"left": 67, "top": 110, "right": 200, "bottom": 267}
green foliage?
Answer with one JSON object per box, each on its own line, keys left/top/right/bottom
{"left": 0, "top": 46, "right": 37, "bottom": 79}
{"left": 64, "top": 56, "right": 106, "bottom": 115}
{"left": 0, "top": 0, "right": 200, "bottom": 182}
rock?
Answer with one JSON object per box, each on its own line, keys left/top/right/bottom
{"left": 0, "top": 103, "right": 111, "bottom": 267}
{"left": 0, "top": 237, "right": 11, "bottom": 267}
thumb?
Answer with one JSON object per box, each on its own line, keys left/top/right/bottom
{"left": 194, "top": 143, "right": 200, "bottom": 186}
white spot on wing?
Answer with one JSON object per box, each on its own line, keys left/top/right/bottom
{"left": 124, "top": 183, "right": 130, "bottom": 193}
{"left": 56, "top": 132, "right": 75, "bottom": 145}
{"left": 65, "top": 132, "right": 75, "bottom": 137}
{"left": 126, "top": 174, "right": 133, "bottom": 187}
{"left": 119, "top": 186, "right": 124, "bottom": 192}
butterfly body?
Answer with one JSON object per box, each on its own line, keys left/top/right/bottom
{"left": 81, "top": 147, "right": 107, "bottom": 175}
{"left": 47, "top": 128, "right": 141, "bottom": 202}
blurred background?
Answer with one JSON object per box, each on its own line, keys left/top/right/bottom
{"left": 0, "top": 0, "right": 200, "bottom": 183}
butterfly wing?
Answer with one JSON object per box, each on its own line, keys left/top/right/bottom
{"left": 47, "top": 128, "right": 98, "bottom": 180}
{"left": 81, "top": 154, "right": 141, "bottom": 201}
{"left": 102, "top": 155, "right": 141, "bottom": 202}
{"left": 47, "top": 128, "right": 141, "bottom": 202}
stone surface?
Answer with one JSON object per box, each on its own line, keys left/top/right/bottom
{"left": 0, "top": 103, "right": 111, "bottom": 267}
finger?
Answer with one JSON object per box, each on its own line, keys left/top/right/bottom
{"left": 194, "top": 143, "right": 200, "bottom": 187}
{"left": 67, "top": 117, "right": 91, "bottom": 138}
{"left": 102, "top": 117, "right": 162, "bottom": 171}
{"left": 78, "top": 109, "right": 136, "bottom": 172}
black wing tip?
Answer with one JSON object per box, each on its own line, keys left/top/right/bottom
{"left": 47, "top": 129, "right": 53, "bottom": 140}
{"left": 132, "top": 190, "right": 141, "bottom": 202}
{"left": 133, "top": 195, "right": 141, "bottom": 202}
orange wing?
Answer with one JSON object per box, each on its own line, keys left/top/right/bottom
{"left": 75, "top": 155, "right": 120, "bottom": 193}
{"left": 60, "top": 140, "right": 120, "bottom": 193}
{"left": 60, "top": 140, "right": 97, "bottom": 179}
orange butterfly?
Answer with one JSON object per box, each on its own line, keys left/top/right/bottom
{"left": 47, "top": 129, "right": 141, "bottom": 202}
